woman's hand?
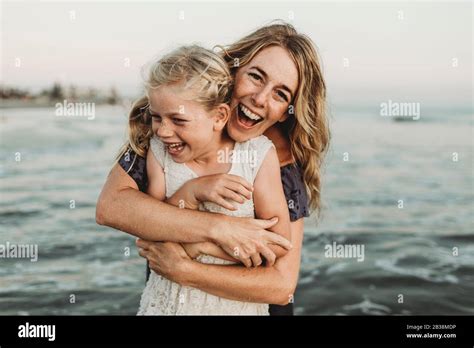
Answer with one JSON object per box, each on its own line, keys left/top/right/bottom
{"left": 137, "top": 215, "right": 293, "bottom": 270}
{"left": 136, "top": 239, "right": 192, "bottom": 285}
{"left": 171, "top": 174, "right": 253, "bottom": 211}
{"left": 210, "top": 215, "right": 293, "bottom": 268}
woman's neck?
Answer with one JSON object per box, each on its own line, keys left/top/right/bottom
{"left": 264, "top": 124, "right": 294, "bottom": 167}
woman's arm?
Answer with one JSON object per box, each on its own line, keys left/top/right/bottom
{"left": 138, "top": 218, "right": 304, "bottom": 305}
{"left": 96, "top": 163, "right": 291, "bottom": 266}
{"left": 97, "top": 163, "right": 215, "bottom": 243}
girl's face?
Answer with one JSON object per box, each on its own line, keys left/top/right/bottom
{"left": 227, "top": 45, "right": 299, "bottom": 142}
{"left": 148, "top": 83, "right": 228, "bottom": 163}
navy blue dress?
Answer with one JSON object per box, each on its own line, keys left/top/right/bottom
{"left": 118, "top": 148, "right": 309, "bottom": 315}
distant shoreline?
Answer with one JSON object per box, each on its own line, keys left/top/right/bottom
{"left": 0, "top": 100, "right": 56, "bottom": 109}
{"left": 0, "top": 99, "right": 134, "bottom": 110}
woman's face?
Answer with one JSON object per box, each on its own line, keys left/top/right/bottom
{"left": 227, "top": 45, "right": 299, "bottom": 142}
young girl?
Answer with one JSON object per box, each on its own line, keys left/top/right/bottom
{"left": 136, "top": 45, "right": 291, "bottom": 315}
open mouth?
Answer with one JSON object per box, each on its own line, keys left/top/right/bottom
{"left": 236, "top": 103, "right": 264, "bottom": 128}
{"left": 164, "top": 141, "right": 186, "bottom": 156}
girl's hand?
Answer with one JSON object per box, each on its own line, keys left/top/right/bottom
{"left": 194, "top": 174, "right": 253, "bottom": 210}
{"left": 176, "top": 174, "right": 253, "bottom": 211}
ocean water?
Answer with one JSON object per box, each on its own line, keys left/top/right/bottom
{"left": 0, "top": 104, "right": 473, "bottom": 315}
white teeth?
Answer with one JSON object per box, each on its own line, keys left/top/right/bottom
{"left": 240, "top": 104, "right": 262, "bottom": 121}
{"left": 167, "top": 143, "right": 184, "bottom": 149}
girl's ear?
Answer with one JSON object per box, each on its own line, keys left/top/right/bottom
{"left": 213, "top": 104, "right": 231, "bottom": 131}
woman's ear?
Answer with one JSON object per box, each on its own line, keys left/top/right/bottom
{"left": 278, "top": 104, "right": 294, "bottom": 123}
{"left": 278, "top": 112, "right": 290, "bottom": 123}
{"left": 213, "top": 104, "right": 231, "bottom": 131}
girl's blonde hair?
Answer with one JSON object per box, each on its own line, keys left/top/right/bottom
{"left": 219, "top": 21, "right": 330, "bottom": 215}
{"left": 118, "top": 45, "right": 233, "bottom": 159}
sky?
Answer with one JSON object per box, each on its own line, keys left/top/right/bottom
{"left": 1, "top": 0, "right": 472, "bottom": 107}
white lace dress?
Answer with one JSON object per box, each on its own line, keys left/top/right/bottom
{"left": 137, "top": 135, "right": 274, "bottom": 315}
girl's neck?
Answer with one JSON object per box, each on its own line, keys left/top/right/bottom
{"left": 186, "top": 132, "right": 235, "bottom": 176}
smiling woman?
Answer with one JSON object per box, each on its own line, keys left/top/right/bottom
{"left": 227, "top": 46, "right": 299, "bottom": 138}
{"left": 97, "top": 21, "right": 329, "bottom": 315}
{"left": 217, "top": 25, "right": 328, "bottom": 220}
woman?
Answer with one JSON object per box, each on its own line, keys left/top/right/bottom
{"left": 96, "top": 22, "right": 329, "bottom": 315}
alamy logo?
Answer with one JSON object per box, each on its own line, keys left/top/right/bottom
{"left": 0, "top": 241, "right": 38, "bottom": 262}
{"left": 217, "top": 148, "right": 257, "bottom": 168}
{"left": 324, "top": 242, "right": 365, "bottom": 262}
{"left": 380, "top": 99, "right": 420, "bottom": 120}
{"left": 55, "top": 99, "right": 95, "bottom": 120}
{"left": 18, "top": 322, "right": 56, "bottom": 341}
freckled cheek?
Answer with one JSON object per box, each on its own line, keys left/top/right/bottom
{"left": 177, "top": 128, "right": 201, "bottom": 144}
{"left": 233, "top": 77, "right": 254, "bottom": 99}
{"left": 266, "top": 104, "right": 287, "bottom": 123}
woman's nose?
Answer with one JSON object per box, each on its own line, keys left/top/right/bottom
{"left": 251, "top": 85, "right": 271, "bottom": 108}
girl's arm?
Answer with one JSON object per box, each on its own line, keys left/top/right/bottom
{"left": 166, "top": 173, "right": 280, "bottom": 265}
{"left": 139, "top": 218, "right": 304, "bottom": 305}
{"left": 166, "top": 173, "right": 253, "bottom": 211}
{"left": 252, "top": 147, "right": 292, "bottom": 263}
{"left": 96, "top": 162, "right": 214, "bottom": 243}
{"left": 165, "top": 148, "right": 292, "bottom": 267}
{"left": 145, "top": 146, "right": 166, "bottom": 201}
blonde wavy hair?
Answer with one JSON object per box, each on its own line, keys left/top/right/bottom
{"left": 219, "top": 22, "right": 330, "bottom": 214}
{"left": 120, "top": 23, "right": 329, "bottom": 215}
{"left": 118, "top": 45, "right": 233, "bottom": 159}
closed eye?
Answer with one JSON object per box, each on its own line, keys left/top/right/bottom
{"left": 172, "top": 118, "right": 188, "bottom": 124}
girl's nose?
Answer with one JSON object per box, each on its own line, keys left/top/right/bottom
{"left": 156, "top": 120, "right": 174, "bottom": 138}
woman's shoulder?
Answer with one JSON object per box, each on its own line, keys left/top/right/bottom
{"left": 280, "top": 162, "right": 310, "bottom": 221}
{"left": 118, "top": 148, "right": 148, "bottom": 192}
